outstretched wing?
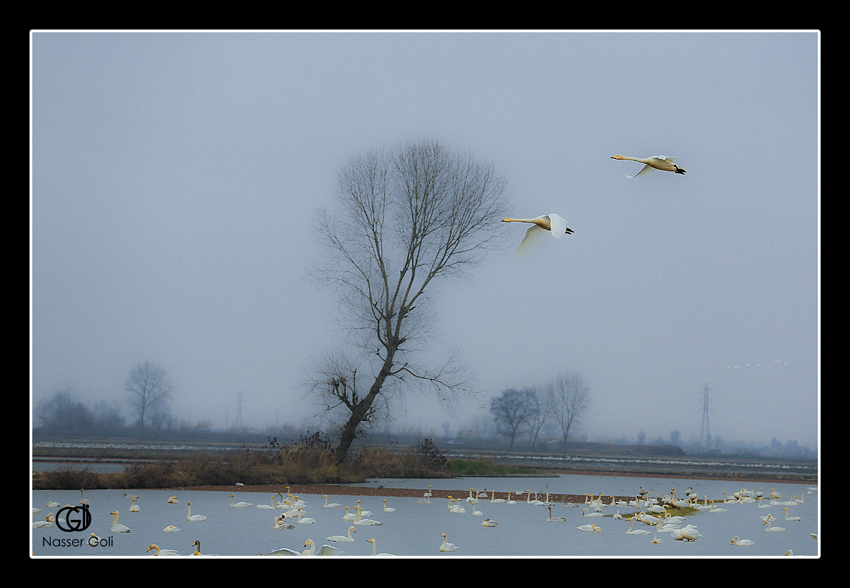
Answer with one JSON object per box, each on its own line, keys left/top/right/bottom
{"left": 516, "top": 224, "right": 550, "bottom": 259}
{"left": 547, "top": 214, "right": 571, "bottom": 239}
{"left": 629, "top": 164, "right": 657, "bottom": 178}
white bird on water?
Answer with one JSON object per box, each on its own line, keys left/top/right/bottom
{"left": 502, "top": 214, "right": 574, "bottom": 259}
{"left": 439, "top": 532, "right": 458, "bottom": 552}
{"left": 610, "top": 154, "right": 687, "bottom": 178}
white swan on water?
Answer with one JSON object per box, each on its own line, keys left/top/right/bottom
{"left": 129, "top": 497, "right": 140, "bottom": 512}
{"left": 110, "top": 511, "right": 131, "bottom": 533}
{"left": 439, "top": 532, "right": 458, "bottom": 552}
{"left": 256, "top": 495, "right": 277, "bottom": 510}
{"left": 354, "top": 509, "right": 382, "bottom": 526}
{"left": 731, "top": 536, "right": 755, "bottom": 546}
{"left": 576, "top": 523, "right": 601, "bottom": 532}
{"left": 323, "top": 495, "right": 342, "bottom": 508}
{"left": 229, "top": 494, "right": 252, "bottom": 508}
{"left": 366, "top": 538, "right": 396, "bottom": 556}
{"left": 302, "top": 539, "right": 344, "bottom": 556}
{"left": 327, "top": 526, "right": 357, "bottom": 542}
{"left": 186, "top": 502, "right": 206, "bottom": 521}
{"left": 146, "top": 544, "right": 178, "bottom": 556}
{"left": 547, "top": 506, "right": 566, "bottom": 522}
{"left": 626, "top": 518, "right": 651, "bottom": 535}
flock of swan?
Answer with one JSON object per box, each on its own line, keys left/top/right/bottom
{"left": 502, "top": 154, "right": 685, "bottom": 259}
{"left": 33, "top": 480, "right": 817, "bottom": 556}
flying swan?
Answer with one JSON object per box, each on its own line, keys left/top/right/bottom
{"left": 611, "top": 154, "right": 686, "bottom": 177}
{"left": 502, "top": 214, "right": 574, "bottom": 259}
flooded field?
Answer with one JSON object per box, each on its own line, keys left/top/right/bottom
{"left": 31, "top": 473, "right": 819, "bottom": 558}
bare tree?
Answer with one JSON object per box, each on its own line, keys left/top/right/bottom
{"left": 546, "top": 371, "right": 590, "bottom": 449}
{"left": 311, "top": 140, "right": 510, "bottom": 463}
{"left": 524, "top": 384, "right": 552, "bottom": 448}
{"left": 125, "top": 361, "right": 172, "bottom": 429}
{"left": 489, "top": 388, "right": 538, "bottom": 448}
{"left": 34, "top": 389, "right": 94, "bottom": 434}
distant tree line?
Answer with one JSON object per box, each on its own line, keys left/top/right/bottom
{"left": 34, "top": 361, "right": 176, "bottom": 436}
{"left": 488, "top": 371, "right": 590, "bottom": 449}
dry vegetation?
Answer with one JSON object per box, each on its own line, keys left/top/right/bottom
{"left": 32, "top": 434, "right": 470, "bottom": 491}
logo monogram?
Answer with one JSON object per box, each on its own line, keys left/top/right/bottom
{"left": 55, "top": 504, "right": 92, "bottom": 532}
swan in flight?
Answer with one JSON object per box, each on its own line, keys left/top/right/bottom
{"left": 186, "top": 502, "right": 207, "bottom": 521}
{"left": 783, "top": 508, "right": 801, "bottom": 521}
{"left": 382, "top": 499, "right": 396, "bottom": 512}
{"left": 439, "top": 532, "right": 458, "bottom": 552}
{"left": 576, "top": 523, "right": 601, "bottom": 532}
{"left": 146, "top": 544, "right": 178, "bottom": 556}
{"left": 229, "top": 494, "right": 252, "bottom": 508}
{"left": 502, "top": 214, "right": 574, "bottom": 259}
{"left": 110, "top": 511, "right": 131, "bottom": 533}
{"left": 303, "top": 539, "right": 344, "bottom": 556}
{"left": 327, "top": 526, "right": 357, "bottom": 542}
{"left": 129, "top": 497, "right": 140, "bottom": 512}
{"left": 366, "top": 538, "right": 396, "bottom": 556}
{"left": 610, "top": 154, "right": 686, "bottom": 177}
{"left": 482, "top": 518, "right": 499, "bottom": 527}
{"left": 547, "top": 506, "right": 567, "bottom": 522}
{"left": 731, "top": 536, "right": 755, "bottom": 546}
{"left": 323, "top": 495, "right": 342, "bottom": 508}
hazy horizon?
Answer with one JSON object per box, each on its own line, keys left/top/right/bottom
{"left": 31, "top": 31, "right": 819, "bottom": 451}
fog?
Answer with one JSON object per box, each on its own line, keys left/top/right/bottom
{"left": 31, "top": 31, "right": 819, "bottom": 450}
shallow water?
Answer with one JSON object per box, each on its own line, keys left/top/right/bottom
{"left": 31, "top": 475, "right": 819, "bottom": 557}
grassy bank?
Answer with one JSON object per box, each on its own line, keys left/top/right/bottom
{"left": 32, "top": 435, "right": 461, "bottom": 491}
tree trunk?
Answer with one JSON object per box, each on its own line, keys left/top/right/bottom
{"left": 333, "top": 347, "right": 397, "bottom": 464}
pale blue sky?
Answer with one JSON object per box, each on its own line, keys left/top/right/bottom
{"left": 31, "top": 31, "right": 819, "bottom": 448}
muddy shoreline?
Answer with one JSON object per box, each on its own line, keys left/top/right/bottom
{"left": 168, "top": 468, "right": 816, "bottom": 505}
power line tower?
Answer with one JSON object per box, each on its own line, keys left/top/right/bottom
{"left": 698, "top": 383, "right": 712, "bottom": 453}
{"left": 235, "top": 391, "right": 244, "bottom": 430}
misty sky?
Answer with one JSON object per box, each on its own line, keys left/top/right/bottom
{"left": 30, "top": 31, "right": 820, "bottom": 449}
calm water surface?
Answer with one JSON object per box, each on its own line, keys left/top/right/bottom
{"left": 32, "top": 474, "right": 819, "bottom": 557}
